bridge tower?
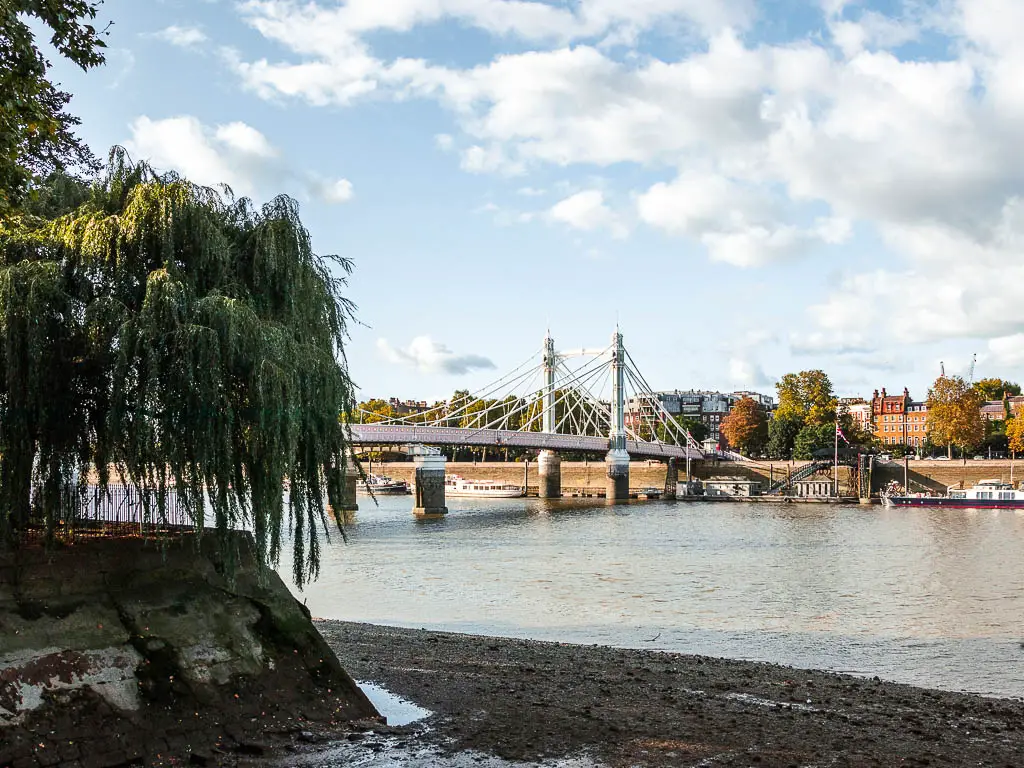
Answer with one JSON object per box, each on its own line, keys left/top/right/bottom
{"left": 606, "top": 328, "right": 630, "bottom": 500}
{"left": 538, "top": 331, "right": 562, "bottom": 498}
{"left": 411, "top": 444, "right": 448, "bottom": 517}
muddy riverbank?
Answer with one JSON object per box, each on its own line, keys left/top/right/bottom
{"left": 313, "top": 620, "right": 1024, "bottom": 767}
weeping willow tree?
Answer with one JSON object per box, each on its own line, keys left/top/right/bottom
{"left": 0, "top": 150, "right": 357, "bottom": 586}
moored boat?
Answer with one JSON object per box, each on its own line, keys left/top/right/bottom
{"left": 359, "top": 474, "right": 410, "bottom": 495}
{"left": 883, "top": 479, "right": 1024, "bottom": 508}
{"left": 444, "top": 474, "right": 523, "bottom": 498}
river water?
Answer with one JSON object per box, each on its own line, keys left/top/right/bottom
{"left": 285, "top": 496, "right": 1024, "bottom": 699}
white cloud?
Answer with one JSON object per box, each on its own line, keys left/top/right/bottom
{"left": 154, "top": 25, "right": 208, "bottom": 48}
{"left": 308, "top": 177, "right": 355, "bottom": 203}
{"left": 226, "top": 0, "right": 1024, "bottom": 354}
{"left": 376, "top": 337, "right": 496, "bottom": 375}
{"left": 987, "top": 334, "right": 1024, "bottom": 367}
{"left": 547, "top": 190, "right": 628, "bottom": 238}
{"left": 125, "top": 115, "right": 353, "bottom": 204}
{"left": 728, "top": 356, "right": 774, "bottom": 389}
{"left": 637, "top": 171, "right": 850, "bottom": 266}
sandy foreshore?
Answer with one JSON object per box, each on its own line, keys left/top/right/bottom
{"left": 313, "top": 620, "right": 1024, "bottom": 767}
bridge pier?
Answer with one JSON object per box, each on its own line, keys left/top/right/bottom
{"left": 663, "top": 457, "right": 678, "bottom": 500}
{"left": 538, "top": 450, "right": 561, "bottom": 498}
{"left": 411, "top": 447, "right": 447, "bottom": 517}
{"left": 605, "top": 449, "right": 630, "bottom": 500}
{"left": 337, "top": 455, "right": 359, "bottom": 512}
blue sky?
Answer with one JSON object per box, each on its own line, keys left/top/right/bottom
{"left": 44, "top": 0, "right": 1024, "bottom": 402}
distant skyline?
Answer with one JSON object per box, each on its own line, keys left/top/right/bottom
{"left": 45, "top": 0, "right": 1024, "bottom": 401}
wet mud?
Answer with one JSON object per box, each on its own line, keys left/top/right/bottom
{"left": 314, "top": 620, "right": 1024, "bottom": 768}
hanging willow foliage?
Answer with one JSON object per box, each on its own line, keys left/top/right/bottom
{"left": 0, "top": 149, "right": 357, "bottom": 586}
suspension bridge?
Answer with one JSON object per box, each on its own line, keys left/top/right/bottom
{"left": 345, "top": 329, "right": 703, "bottom": 515}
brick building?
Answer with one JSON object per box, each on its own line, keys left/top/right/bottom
{"left": 872, "top": 388, "right": 928, "bottom": 449}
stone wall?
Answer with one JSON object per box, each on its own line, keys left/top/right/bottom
{"left": 0, "top": 533, "right": 378, "bottom": 766}
{"left": 372, "top": 458, "right": 1019, "bottom": 496}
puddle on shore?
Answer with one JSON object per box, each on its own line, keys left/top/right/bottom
{"left": 357, "top": 681, "right": 432, "bottom": 726}
{"left": 278, "top": 738, "right": 602, "bottom": 768}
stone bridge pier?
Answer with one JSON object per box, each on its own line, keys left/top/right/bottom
{"left": 337, "top": 455, "right": 360, "bottom": 513}
{"left": 538, "top": 450, "right": 561, "bottom": 498}
{"left": 663, "top": 457, "right": 678, "bottom": 500}
{"left": 606, "top": 448, "right": 630, "bottom": 500}
{"left": 411, "top": 445, "right": 447, "bottom": 517}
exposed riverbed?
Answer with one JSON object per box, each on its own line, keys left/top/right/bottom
{"left": 290, "top": 495, "right": 1024, "bottom": 698}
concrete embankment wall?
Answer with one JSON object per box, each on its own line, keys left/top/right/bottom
{"left": 373, "top": 458, "right": 1020, "bottom": 494}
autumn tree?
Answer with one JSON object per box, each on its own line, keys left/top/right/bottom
{"left": 973, "top": 378, "right": 1021, "bottom": 402}
{"left": 1006, "top": 404, "right": 1024, "bottom": 485}
{"left": 1, "top": 1, "right": 108, "bottom": 213}
{"left": 358, "top": 399, "right": 396, "bottom": 423}
{"left": 767, "top": 370, "right": 838, "bottom": 458}
{"left": 720, "top": 397, "right": 768, "bottom": 455}
{"left": 926, "top": 375, "right": 984, "bottom": 459}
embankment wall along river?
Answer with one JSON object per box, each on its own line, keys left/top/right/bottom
{"left": 368, "top": 459, "right": 1015, "bottom": 492}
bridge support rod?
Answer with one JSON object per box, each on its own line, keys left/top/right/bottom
{"left": 411, "top": 445, "right": 447, "bottom": 517}
{"left": 538, "top": 450, "right": 561, "bottom": 498}
{"left": 606, "top": 328, "right": 630, "bottom": 500}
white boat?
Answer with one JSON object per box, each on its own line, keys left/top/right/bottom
{"left": 358, "top": 474, "right": 410, "bottom": 495}
{"left": 444, "top": 474, "right": 523, "bottom": 498}
{"left": 883, "top": 479, "right": 1024, "bottom": 508}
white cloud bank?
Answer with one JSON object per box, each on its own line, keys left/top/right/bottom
{"left": 225, "top": 0, "right": 1024, "bottom": 358}
{"left": 125, "top": 115, "right": 353, "bottom": 204}
{"left": 377, "top": 337, "right": 496, "bottom": 375}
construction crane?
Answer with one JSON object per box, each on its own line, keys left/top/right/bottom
{"left": 939, "top": 361, "right": 945, "bottom": 377}
{"left": 967, "top": 353, "right": 977, "bottom": 384}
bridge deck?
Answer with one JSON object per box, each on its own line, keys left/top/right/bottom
{"left": 350, "top": 424, "right": 702, "bottom": 460}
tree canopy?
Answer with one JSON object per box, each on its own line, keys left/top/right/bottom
{"left": 973, "top": 377, "right": 1021, "bottom": 402}
{"left": 775, "top": 370, "right": 837, "bottom": 426}
{"left": 0, "top": 151, "right": 357, "bottom": 587}
{"left": 720, "top": 397, "right": 767, "bottom": 455}
{"left": 926, "top": 375, "right": 984, "bottom": 458}
{"left": 1, "top": 1, "right": 107, "bottom": 213}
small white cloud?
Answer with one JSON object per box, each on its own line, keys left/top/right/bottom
{"left": 154, "top": 25, "right": 207, "bottom": 48}
{"left": 435, "top": 133, "right": 454, "bottom": 151}
{"left": 516, "top": 186, "right": 547, "bottom": 197}
{"left": 548, "top": 190, "right": 628, "bottom": 238}
{"left": 728, "top": 356, "right": 774, "bottom": 388}
{"left": 309, "top": 177, "right": 355, "bottom": 203}
{"left": 376, "top": 336, "right": 496, "bottom": 375}
{"left": 214, "top": 122, "right": 277, "bottom": 158}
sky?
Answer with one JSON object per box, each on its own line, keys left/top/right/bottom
{"left": 40, "top": 0, "right": 1024, "bottom": 403}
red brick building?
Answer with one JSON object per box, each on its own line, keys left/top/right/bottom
{"left": 872, "top": 388, "right": 928, "bottom": 449}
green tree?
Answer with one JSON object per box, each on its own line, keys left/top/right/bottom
{"left": 926, "top": 375, "right": 984, "bottom": 459}
{"left": 766, "top": 414, "right": 802, "bottom": 459}
{"left": 792, "top": 423, "right": 837, "bottom": 460}
{"left": 1, "top": 1, "right": 108, "bottom": 212}
{"left": 0, "top": 154, "right": 357, "bottom": 587}
{"left": 973, "top": 378, "right": 1021, "bottom": 402}
{"left": 720, "top": 397, "right": 768, "bottom": 455}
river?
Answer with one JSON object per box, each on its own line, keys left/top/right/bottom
{"left": 284, "top": 496, "right": 1024, "bottom": 698}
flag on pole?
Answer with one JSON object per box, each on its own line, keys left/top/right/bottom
{"left": 836, "top": 424, "right": 850, "bottom": 445}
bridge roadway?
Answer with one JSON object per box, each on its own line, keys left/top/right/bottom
{"left": 349, "top": 424, "right": 703, "bottom": 460}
